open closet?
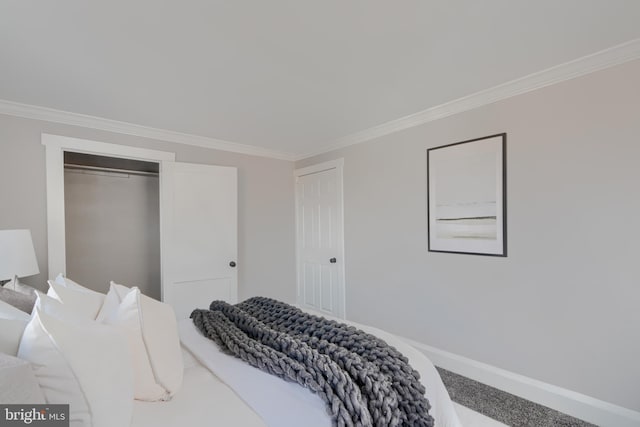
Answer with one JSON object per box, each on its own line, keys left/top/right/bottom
{"left": 64, "top": 152, "right": 161, "bottom": 299}
{"left": 44, "top": 134, "right": 239, "bottom": 318}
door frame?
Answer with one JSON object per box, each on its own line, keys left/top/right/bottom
{"left": 294, "top": 158, "right": 346, "bottom": 319}
{"left": 42, "top": 133, "right": 175, "bottom": 298}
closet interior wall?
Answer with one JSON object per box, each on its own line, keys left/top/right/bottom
{"left": 63, "top": 152, "right": 161, "bottom": 299}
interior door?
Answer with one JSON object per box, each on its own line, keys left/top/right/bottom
{"left": 296, "top": 166, "right": 345, "bottom": 318}
{"left": 161, "top": 162, "right": 237, "bottom": 319}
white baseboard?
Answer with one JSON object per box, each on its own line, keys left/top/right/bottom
{"left": 402, "top": 337, "right": 640, "bottom": 427}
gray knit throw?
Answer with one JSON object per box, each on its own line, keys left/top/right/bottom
{"left": 191, "top": 297, "right": 434, "bottom": 427}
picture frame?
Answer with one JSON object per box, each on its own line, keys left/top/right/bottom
{"left": 427, "top": 133, "right": 507, "bottom": 257}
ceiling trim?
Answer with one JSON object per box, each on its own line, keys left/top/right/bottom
{"left": 297, "top": 38, "right": 640, "bottom": 160}
{"left": 0, "top": 99, "right": 297, "bottom": 161}
{"left": 1, "top": 38, "right": 639, "bottom": 162}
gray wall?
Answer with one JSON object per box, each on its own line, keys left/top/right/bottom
{"left": 297, "top": 59, "right": 640, "bottom": 411}
{"left": 0, "top": 116, "right": 296, "bottom": 304}
{"left": 64, "top": 169, "right": 161, "bottom": 299}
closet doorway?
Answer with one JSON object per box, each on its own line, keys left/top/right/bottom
{"left": 43, "top": 134, "right": 238, "bottom": 318}
{"left": 64, "top": 152, "right": 161, "bottom": 299}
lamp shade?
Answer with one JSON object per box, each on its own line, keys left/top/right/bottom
{"left": 0, "top": 230, "right": 40, "bottom": 281}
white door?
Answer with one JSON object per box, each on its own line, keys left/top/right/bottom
{"left": 295, "top": 160, "right": 345, "bottom": 318}
{"left": 161, "top": 162, "right": 237, "bottom": 319}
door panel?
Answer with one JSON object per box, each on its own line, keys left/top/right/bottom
{"left": 171, "top": 278, "right": 232, "bottom": 316}
{"left": 162, "top": 162, "right": 237, "bottom": 319}
{"left": 296, "top": 165, "right": 344, "bottom": 318}
{"left": 320, "top": 265, "right": 334, "bottom": 312}
{"left": 303, "top": 263, "right": 315, "bottom": 305}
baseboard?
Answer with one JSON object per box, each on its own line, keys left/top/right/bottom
{"left": 402, "top": 337, "right": 640, "bottom": 427}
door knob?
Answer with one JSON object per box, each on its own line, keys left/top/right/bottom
{"left": 329, "top": 258, "right": 337, "bottom": 263}
{"left": 229, "top": 261, "right": 236, "bottom": 267}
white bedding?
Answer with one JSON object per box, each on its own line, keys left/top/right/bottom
{"left": 177, "top": 311, "right": 463, "bottom": 427}
{"left": 131, "top": 347, "right": 266, "bottom": 427}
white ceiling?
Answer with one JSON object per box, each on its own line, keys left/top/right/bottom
{"left": 1, "top": 1, "right": 640, "bottom": 158}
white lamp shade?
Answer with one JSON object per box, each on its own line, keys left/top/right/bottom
{"left": 0, "top": 229, "right": 40, "bottom": 281}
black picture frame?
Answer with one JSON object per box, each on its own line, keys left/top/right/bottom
{"left": 427, "top": 133, "right": 507, "bottom": 257}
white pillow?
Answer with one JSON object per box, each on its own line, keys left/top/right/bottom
{"left": 47, "top": 280, "right": 105, "bottom": 319}
{"left": 34, "top": 290, "right": 76, "bottom": 320}
{"left": 0, "top": 298, "right": 31, "bottom": 321}
{"left": 53, "top": 273, "right": 98, "bottom": 294}
{"left": 94, "top": 282, "right": 121, "bottom": 323}
{"left": 18, "top": 305, "right": 134, "bottom": 427}
{"left": 0, "top": 299, "right": 30, "bottom": 356}
{"left": 0, "top": 318, "right": 28, "bottom": 356}
{"left": 0, "top": 291, "right": 62, "bottom": 358}
{"left": 97, "top": 282, "right": 183, "bottom": 401}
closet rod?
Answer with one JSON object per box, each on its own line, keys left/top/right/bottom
{"left": 64, "top": 164, "right": 159, "bottom": 177}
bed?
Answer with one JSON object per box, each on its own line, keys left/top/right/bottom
{"left": 133, "top": 310, "right": 463, "bottom": 427}
{"left": 3, "top": 276, "right": 466, "bottom": 427}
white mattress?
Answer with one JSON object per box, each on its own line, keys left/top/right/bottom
{"left": 176, "top": 311, "right": 463, "bottom": 427}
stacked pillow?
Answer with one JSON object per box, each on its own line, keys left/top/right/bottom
{"left": 97, "top": 281, "right": 184, "bottom": 401}
{"left": 0, "top": 298, "right": 31, "bottom": 355}
{"left": 19, "top": 291, "right": 134, "bottom": 427}
{"left": 47, "top": 274, "right": 105, "bottom": 319}
{"left": 1, "top": 274, "right": 184, "bottom": 427}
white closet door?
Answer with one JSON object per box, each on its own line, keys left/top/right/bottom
{"left": 161, "top": 162, "right": 237, "bottom": 319}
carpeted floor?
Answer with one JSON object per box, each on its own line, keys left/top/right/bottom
{"left": 436, "top": 367, "right": 598, "bottom": 427}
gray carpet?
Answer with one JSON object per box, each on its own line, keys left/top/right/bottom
{"left": 436, "top": 367, "right": 598, "bottom": 427}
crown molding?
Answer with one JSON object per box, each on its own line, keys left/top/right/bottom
{"left": 297, "top": 38, "right": 640, "bottom": 161}
{"left": 2, "top": 38, "right": 639, "bottom": 162}
{"left": 0, "top": 99, "right": 297, "bottom": 161}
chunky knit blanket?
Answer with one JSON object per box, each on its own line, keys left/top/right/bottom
{"left": 190, "top": 297, "right": 434, "bottom": 427}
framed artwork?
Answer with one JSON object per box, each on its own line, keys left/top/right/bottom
{"left": 427, "top": 133, "right": 507, "bottom": 256}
